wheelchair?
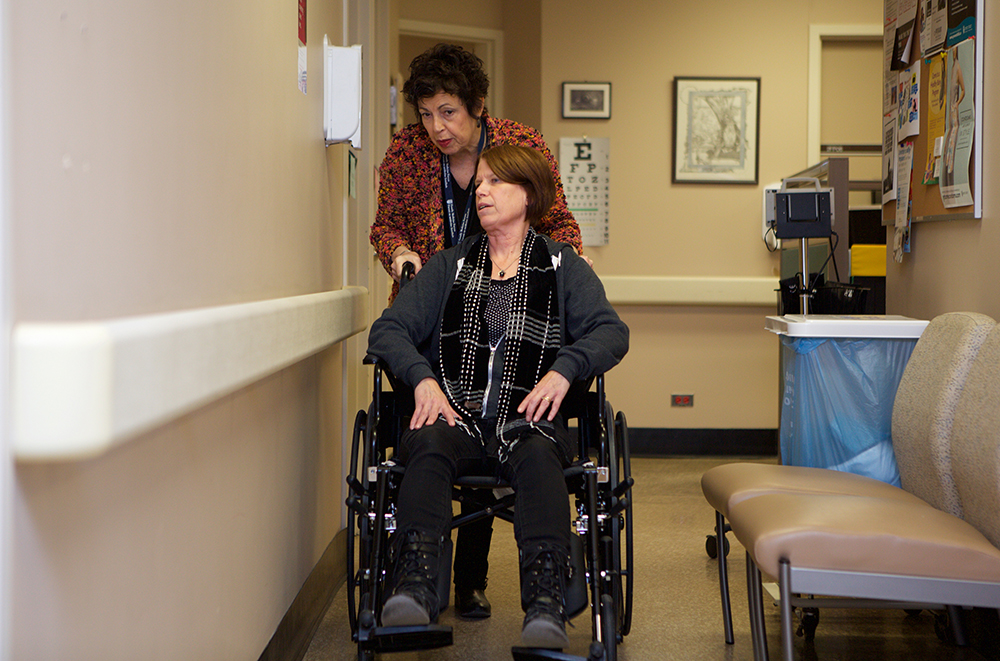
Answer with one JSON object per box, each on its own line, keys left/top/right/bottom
{"left": 345, "top": 356, "right": 634, "bottom": 661}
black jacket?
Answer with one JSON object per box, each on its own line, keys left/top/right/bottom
{"left": 367, "top": 233, "right": 628, "bottom": 392}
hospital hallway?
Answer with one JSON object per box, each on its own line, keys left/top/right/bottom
{"left": 302, "top": 457, "right": 999, "bottom": 661}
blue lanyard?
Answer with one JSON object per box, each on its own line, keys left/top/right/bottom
{"left": 441, "top": 124, "right": 488, "bottom": 246}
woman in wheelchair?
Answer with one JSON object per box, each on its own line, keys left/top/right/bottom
{"left": 366, "top": 144, "right": 628, "bottom": 649}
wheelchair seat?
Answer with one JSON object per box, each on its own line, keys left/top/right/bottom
{"left": 345, "top": 357, "right": 634, "bottom": 661}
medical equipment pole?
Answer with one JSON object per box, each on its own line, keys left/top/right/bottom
{"left": 799, "top": 238, "right": 810, "bottom": 315}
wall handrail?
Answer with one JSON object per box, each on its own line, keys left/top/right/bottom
{"left": 12, "top": 287, "right": 368, "bottom": 461}
{"left": 600, "top": 275, "right": 779, "bottom": 307}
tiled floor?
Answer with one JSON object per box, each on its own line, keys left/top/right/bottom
{"left": 304, "top": 457, "right": 995, "bottom": 661}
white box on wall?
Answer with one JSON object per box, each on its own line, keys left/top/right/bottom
{"left": 324, "top": 37, "right": 362, "bottom": 147}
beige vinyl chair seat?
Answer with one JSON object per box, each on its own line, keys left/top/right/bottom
{"left": 701, "top": 463, "right": 924, "bottom": 519}
{"left": 729, "top": 492, "right": 1000, "bottom": 584}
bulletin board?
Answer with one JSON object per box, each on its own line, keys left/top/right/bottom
{"left": 882, "top": 0, "right": 983, "bottom": 227}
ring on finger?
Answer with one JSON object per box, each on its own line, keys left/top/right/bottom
{"left": 542, "top": 395, "right": 551, "bottom": 401}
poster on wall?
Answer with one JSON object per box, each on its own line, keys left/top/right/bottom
{"left": 671, "top": 77, "right": 760, "bottom": 184}
{"left": 559, "top": 137, "right": 610, "bottom": 246}
{"left": 940, "top": 39, "right": 975, "bottom": 208}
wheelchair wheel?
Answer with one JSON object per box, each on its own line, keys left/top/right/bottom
{"left": 345, "top": 407, "right": 368, "bottom": 633}
{"left": 612, "top": 409, "right": 634, "bottom": 639}
{"left": 596, "top": 403, "right": 633, "bottom": 644}
{"left": 348, "top": 402, "right": 382, "bottom": 643}
{"left": 601, "top": 594, "right": 618, "bottom": 661}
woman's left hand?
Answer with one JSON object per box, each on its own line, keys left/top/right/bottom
{"left": 518, "top": 371, "right": 571, "bottom": 422}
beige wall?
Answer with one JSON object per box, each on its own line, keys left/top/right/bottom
{"left": 540, "top": 0, "right": 881, "bottom": 429}
{"left": 886, "top": 9, "right": 1000, "bottom": 321}
{"left": 502, "top": 0, "right": 542, "bottom": 128}
{"left": 7, "top": 1, "right": 370, "bottom": 658}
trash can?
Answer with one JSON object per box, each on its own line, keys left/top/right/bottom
{"left": 765, "top": 314, "right": 929, "bottom": 486}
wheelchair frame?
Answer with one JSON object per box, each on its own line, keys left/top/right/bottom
{"left": 345, "top": 358, "right": 634, "bottom": 661}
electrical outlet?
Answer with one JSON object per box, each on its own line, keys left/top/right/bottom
{"left": 671, "top": 394, "right": 694, "bottom": 407}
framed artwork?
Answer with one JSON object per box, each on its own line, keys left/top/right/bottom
{"left": 562, "top": 82, "right": 612, "bottom": 119}
{"left": 672, "top": 77, "right": 760, "bottom": 184}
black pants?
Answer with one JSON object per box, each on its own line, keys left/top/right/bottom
{"left": 454, "top": 490, "right": 494, "bottom": 591}
{"left": 395, "top": 419, "right": 572, "bottom": 573}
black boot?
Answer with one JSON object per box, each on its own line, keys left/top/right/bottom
{"left": 382, "top": 529, "right": 442, "bottom": 627}
{"left": 455, "top": 579, "right": 491, "bottom": 619}
{"left": 520, "top": 544, "right": 570, "bottom": 648}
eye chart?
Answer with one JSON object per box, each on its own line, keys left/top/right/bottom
{"left": 559, "top": 137, "right": 610, "bottom": 246}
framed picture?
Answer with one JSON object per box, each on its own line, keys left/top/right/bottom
{"left": 562, "top": 82, "right": 612, "bottom": 119}
{"left": 672, "top": 77, "right": 760, "bottom": 184}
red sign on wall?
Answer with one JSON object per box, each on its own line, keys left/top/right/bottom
{"left": 298, "top": 0, "right": 307, "bottom": 45}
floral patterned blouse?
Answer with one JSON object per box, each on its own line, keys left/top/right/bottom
{"left": 371, "top": 110, "right": 582, "bottom": 301}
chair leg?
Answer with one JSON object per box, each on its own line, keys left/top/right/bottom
{"left": 716, "top": 511, "right": 735, "bottom": 644}
{"left": 746, "top": 551, "right": 769, "bottom": 661}
{"left": 745, "top": 554, "right": 759, "bottom": 661}
{"left": 778, "top": 559, "right": 794, "bottom": 661}
{"left": 947, "top": 604, "right": 968, "bottom": 647}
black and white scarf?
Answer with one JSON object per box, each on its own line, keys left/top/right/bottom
{"left": 439, "top": 229, "right": 562, "bottom": 460}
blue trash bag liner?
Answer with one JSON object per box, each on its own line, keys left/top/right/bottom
{"left": 779, "top": 335, "right": 918, "bottom": 486}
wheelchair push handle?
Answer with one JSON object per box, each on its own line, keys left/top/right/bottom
{"left": 400, "top": 261, "right": 415, "bottom": 287}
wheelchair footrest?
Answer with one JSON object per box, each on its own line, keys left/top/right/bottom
{"left": 358, "top": 624, "right": 453, "bottom": 653}
{"left": 511, "top": 643, "right": 605, "bottom": 661}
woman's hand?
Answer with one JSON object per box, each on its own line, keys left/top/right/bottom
{"left": 391, "top": 246, "right": 423, "bottom": 282}
{"left": 411, "top": 377, "right": 461, "bottom": 429}
{"left": 518, "top": 371, "right": 571, "bottom": 423}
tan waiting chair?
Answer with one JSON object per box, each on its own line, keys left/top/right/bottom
{"left": 701, "top": 311, "right": 995, "bottom": 644}
{"left": 729, "top": 321, "right": 1000, "bottom": 660}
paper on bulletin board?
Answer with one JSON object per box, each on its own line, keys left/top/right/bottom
{"left": 940, "top": 39, "right": 975, "bottom": 208}
{"left": 922, "top": 53, "right": 947, "bottom": 184}
{"left": 882, "top": 114, "right": 897, "bottom": 204}
{"left": 896, "top": 60, "right": 920, "bottom": 142}
{"left": 947, "top": 0, "right": 976, "bottom": 47}
{"left": 920, "top": 0, "right": 948, "bottom": 57}
{"left": 883, "top": 16, "right": 897, "bottom": 115}
{"left": 559, "top": 137, "right": 610, "bottom": 246}
{"left": 298, "top": 0, "right": 307, "bottom": 94}
{"left": 891, "top": 0, "right": 918, "bottom": 69}
{"left": 894, "top": 140, "right": 913, "bottom": 262}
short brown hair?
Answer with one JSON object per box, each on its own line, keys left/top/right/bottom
{"left": 479, "top": 145, "right": 556, "bottom": 227}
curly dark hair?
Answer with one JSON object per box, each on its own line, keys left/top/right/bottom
{"left": 402, "top": 43, "right": 490, "bottom": 116}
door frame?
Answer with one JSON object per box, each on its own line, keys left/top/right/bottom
{"left": 807, "top": 24, "right": 883, "bottom": 165}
